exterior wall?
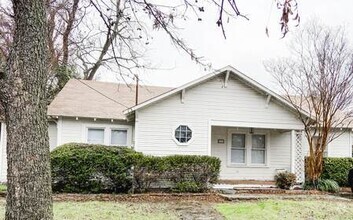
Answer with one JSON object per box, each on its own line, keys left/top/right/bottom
{"left": 135, "top": 75, "right": 303, "bottom": 156}
{"left": 0, "top": 123, "right": 7, "bottom": 182}
{"left": 302, "top": 130, "right": 352, "bottom": 158}
{"left": 48, "top": 121, "right": 57, "bottom": 150}
{"left": 57, "top": 117, "right": 134, "bottom": 147}
{"left": 211, "top": 127, "right": 292, "bottom": 180}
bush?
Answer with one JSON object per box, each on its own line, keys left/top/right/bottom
{"left": 133, "top": 155, "right": 221, "bottom": 193}
{"left": 320, "top": 157, "right": 353, "bottom": 186}
{"left": 132, "top": 155, "right": 167, "bottom": 192}
{"left": 51, "top": 143, "right": 140, "bottom": 193}
{"left": 274, "top": 171, "right": 296, "bottom": 189}
{"left": 317, "top": 179, "right": 340, "bottom": 193}
{"left": 173, "top": 181, "right": 204, "bottom": 193}
{"left": 51, "top": 143, "right": 221, "bottom": 193}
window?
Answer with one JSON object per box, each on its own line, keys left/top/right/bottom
{"left": 251, "top": 135, "right": 266, "bottom": 164}
{"left": 231, "top": 134, "right": 246, "bottom": 163}
{"left": 175, "top": 125, "right": 192, "bottom": 143}
{"left": 111, "top": 129, "right": 127, "bottom": 146}
{"left": 87, "top": 128, "right": 104, "bottom": 144}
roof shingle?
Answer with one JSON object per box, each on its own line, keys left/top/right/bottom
{"left": 47, "top": 79, "right": 172, "bottom": 120}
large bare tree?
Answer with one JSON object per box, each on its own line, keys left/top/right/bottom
{"left": 0, "top": 0, "right": 53, "bottom": 219}
{"left": 0, "top": 0, "right": 300, "bottom": 218}
{"left": 1, "top": 0, "right": 300, "bottom": 85}
{"left": 266, "top": 22, "right": 353, "bottom": 184}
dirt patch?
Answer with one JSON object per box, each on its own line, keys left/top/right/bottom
{"left": 174, "top": 201, "right": 224, "bottom": 220}
{"left": 53, "top": 193, "right": 226, "bottom": 203}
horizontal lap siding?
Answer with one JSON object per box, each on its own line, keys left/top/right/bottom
{"left": 136, "top": 75, "right": 302, "bottom": 157}
{"left": 302, "top": 130, "right": 352, "bottom": 157}
{"left": 328, "top": 131, "right": 351, "bottom": 157}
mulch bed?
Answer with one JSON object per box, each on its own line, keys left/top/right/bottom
{"left": 53, "top": 192, "right": 227, "bottom": 203}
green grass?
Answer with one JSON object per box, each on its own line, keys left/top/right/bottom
{"left": 0, "top": 185, "right": 6, "bottom": 193}
{"left": 215, "top": 200, "right": 353, "bottom": 220}
{"left": 0, "top": 200, "right": 179, "bottom": 220}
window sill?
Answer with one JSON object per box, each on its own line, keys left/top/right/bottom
{"left": 227, "top": 163, "right": 269, "bottom": 168}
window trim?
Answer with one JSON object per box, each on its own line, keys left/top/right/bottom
{"left": 83, "top": 123, "right": 132, "bottom": 146}
{"left": 172, "top": 124, "right": 194, "bottom": 146}
{"left": 227, "top": 129, "right": 269, "bottom": 167}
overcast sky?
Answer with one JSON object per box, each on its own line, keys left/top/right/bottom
{"left": 100, "top": 0, "right": 353, "bottom": 90}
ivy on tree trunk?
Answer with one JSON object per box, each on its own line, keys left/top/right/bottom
{"left": 1, "top": 0, "right": 53, "bottom": 219}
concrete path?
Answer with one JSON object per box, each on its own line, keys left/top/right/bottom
{"left": 220, "top": 193, "right": 352, "bottom": 202}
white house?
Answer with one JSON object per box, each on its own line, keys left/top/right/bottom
{"left": 0, "top": 66, "right": 352, "bottom": 182}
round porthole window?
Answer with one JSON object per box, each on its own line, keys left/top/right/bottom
{"left": 174, "top": 125, "right": 192, "bottom": 143}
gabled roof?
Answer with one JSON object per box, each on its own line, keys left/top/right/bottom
{"left": 123, "top": 65, "right": 311, "bottom": 118}
{"left": 48, "top": 79, "right": 172, "bottom": 120}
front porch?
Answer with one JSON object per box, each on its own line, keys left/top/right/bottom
{"left": 210, "top": 125, "right": 305, "bottom": 182}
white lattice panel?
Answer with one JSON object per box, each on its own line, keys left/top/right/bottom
{"left": 294, "top": 131, "right": 305, "bottom": 183}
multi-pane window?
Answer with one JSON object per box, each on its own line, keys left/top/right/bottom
{"left": 111, "top": 129, "right": 127, "bottom": 146}
{"left": 231, "top": 134, "right": 246, "bottom": 163}
{"left": 87, "top": 128, "right": 105, "bottom": 144}
{"left": 175, "top": 125, "right": 192, "bottom": 143}
{"left": 251, "top": 135, "right": 266, "bottom": 164}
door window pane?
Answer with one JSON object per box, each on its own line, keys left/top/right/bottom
{"left": 87, "top": 128, "right": 104, "bottom": 144}
{"left": 111, "top": 129, "right": 127, "bottom": 146}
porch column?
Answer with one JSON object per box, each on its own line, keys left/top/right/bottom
{"left": 293, "top": 130, "right": 305, "bottom": 183}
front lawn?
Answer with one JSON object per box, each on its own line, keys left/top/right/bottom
{"left": 0, "top": 200, "right": 179, "bottom": 220}
{"left": 215, "top": 200, "right": 353, "bottom": 220}
{"left": 0, "top": 198, "right": 352, "bottom": 219}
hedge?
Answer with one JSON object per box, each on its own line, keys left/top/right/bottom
{"left": 51, "top": 143, "right": 221, "bottom": 193}
{"left": 51, "top": 143, "right": 141, "bottom": 193}
{"left": 133, "top": 155, "right": 221, "bottom": 192}
{"left": 320, "top": 157, "right": 353, "bottom": 186}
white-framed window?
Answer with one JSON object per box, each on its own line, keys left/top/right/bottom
{"left": 84, "top": 124, "right": 132, "bottom": 146}
{"left": 111, "top": 129, "right": 128, "bottom": 146}
{"left": 230, "top": 134, "right": 246, "bottom": 164}
{"left": 174, "top": 125, "right": 192, "bottom": 144}
{"left": 229, "top": 132, "right": 268, "bottom": 166}
{"left": 251, "top": 134, "right": 266, "bottom": 164}
{"left": 87, "top": 128, "right": 105, "bottom": 144}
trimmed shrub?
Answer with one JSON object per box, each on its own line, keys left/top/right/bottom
{"left": 132, "top": 155, "right": 167, "bottom": 192}
{"left": 320, "top": 157, "right": 353, "bottom": 186}
{"left": 173, "top": 181, "right": 204, "bottom": 193}
{"left": 51, "top": 143, "right": 221, "bottom": 193}
{"left": 317, "top": 179, "right": 340, "bottom": 193}
{"left": 274, "top": 171, "right": 296, "bottom": 189}
{"left": 349, "top": 169, "right": 353, "bottom": 193}
{"left": 51, "top": 143, "right": 141, "bottom": 193}
{"left": 133, "top": 155, "right": 221, "bottom": 193}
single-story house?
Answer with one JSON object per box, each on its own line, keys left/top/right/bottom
{"left": 0, "top": 65, "right": 352, "bottom": 182}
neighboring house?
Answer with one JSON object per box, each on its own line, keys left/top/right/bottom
{"left": 0, "top": 66, "right": 352, "bottom": 182}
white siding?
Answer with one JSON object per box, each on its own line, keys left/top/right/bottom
{"left": 211, "top": 127, "right": 292, "bottom": 180}
{"left": 135, "top": 75, "right": 303, "bottom": 156}
{"left": 48, "top": 121, "right": 57, "bottom": 150}
{"left": 0, "top": 123, "right": 7, "bottom": 182}
{"left": 302, "top": 130, "right": 352, "bottom": 158}
{"left": 58, "top": 117, "right": 134, "bottom": 147}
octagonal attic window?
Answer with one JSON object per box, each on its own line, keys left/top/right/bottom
{"left": 175, "top": 125, "right": 192, "bottom": 143}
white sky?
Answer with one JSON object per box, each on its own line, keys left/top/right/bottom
{"left": 100, "top": 0, "right": 353, "bottom": 90}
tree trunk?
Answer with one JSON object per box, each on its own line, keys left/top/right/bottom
{"left": 3, "top": 0, "right": 53, "bottom": 219}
